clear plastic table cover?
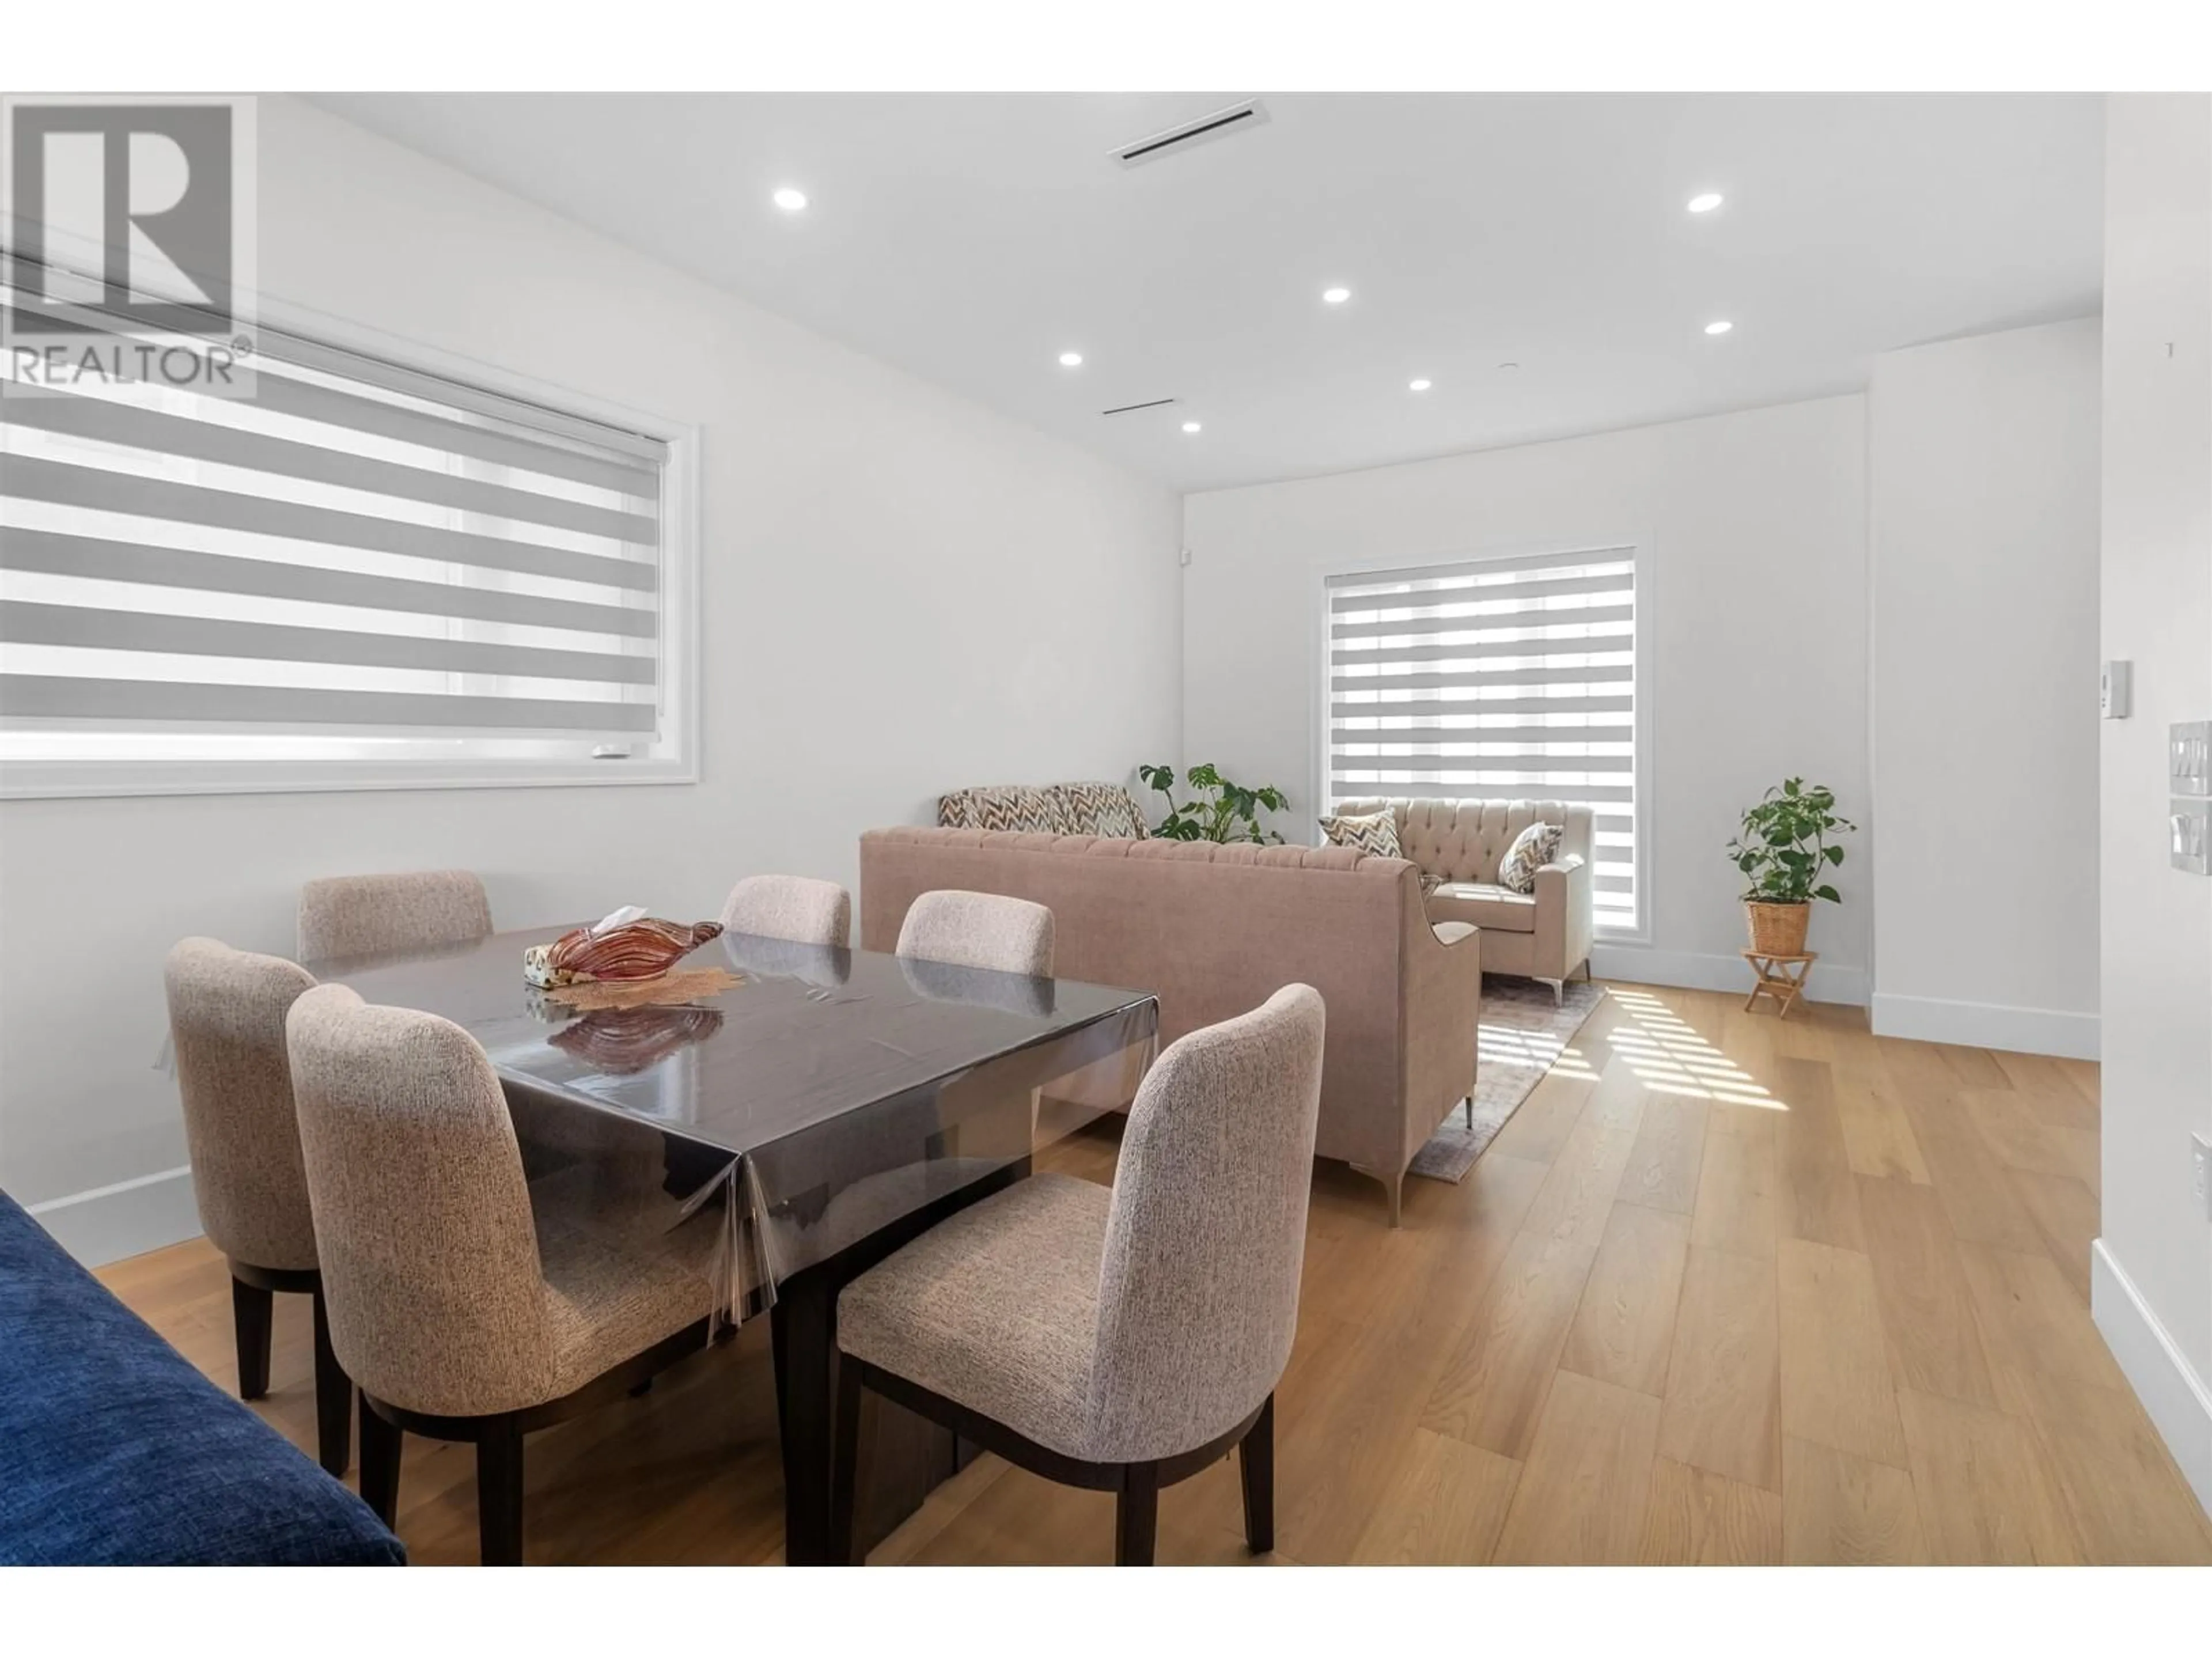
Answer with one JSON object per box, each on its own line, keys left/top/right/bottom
{"left": 305, "top": 927, "right": 1160, "bottom": 1330}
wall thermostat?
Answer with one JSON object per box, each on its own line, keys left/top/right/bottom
{"left": 2100, "top": 661, "right": 2131, "bottom": 719}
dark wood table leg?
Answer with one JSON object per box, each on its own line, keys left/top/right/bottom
{"left": 770, "top": 1272, "right": 836, "bottom": 1566}
{"left": 766, "top": 1156, "right": 1033, "bottom": 1565}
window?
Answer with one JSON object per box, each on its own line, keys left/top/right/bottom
{"left": 1, "top": 273, "right": 694, "bottom": 798}
{"left": 1322, "top": 546, "right": 1642, "bottom": 934}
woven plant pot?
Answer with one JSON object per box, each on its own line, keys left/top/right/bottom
{"left": 1745, "top": 900, "right": 1810, "bottom": 956}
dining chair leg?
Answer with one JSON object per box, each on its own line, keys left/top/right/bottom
{"left": 476, "top": 1417, "right": 526, "bottom": 1566}
{"left": 1238, "top": 1395, "right": 1276, "bottom": 1555}
{"left": 357, "top": 1389, "right": 402, "bottom": 1526}
{"left": 229, "top": 1275, "right": 274, "bottom": 1400}
{"left": 310, "top": 1290, "right": 351, "bottom": 1477}
{"left": 1115, "top": 1464, "right": 1159, "bottom": 1566}
{"left": 827, "top": 1360, "right": 865, "bottom": 1565}
{"left": 1464, "top": 1095, "right": 1475, "bottom": 1130}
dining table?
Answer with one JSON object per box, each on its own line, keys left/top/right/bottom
{"left": 304, "top": 922, "right": 1160, "bottom": 1565}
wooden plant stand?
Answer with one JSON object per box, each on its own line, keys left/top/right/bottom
{"left": 1741, "top": 949, "right": 1816, "bottom": 1019}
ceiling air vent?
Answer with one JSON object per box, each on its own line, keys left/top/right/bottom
{"left": 1100, "top": 397, "right": 1177, "bottom": 416}
{"left": 1112, "top": 100, "right": 1269, "bottom": 168}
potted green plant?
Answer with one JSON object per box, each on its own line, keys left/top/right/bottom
{"left": 1138, "top": 762, "right": 1289, "bottom": 843}
{"left": 1726, "top": 778, "right": 1856, "bottom": 956}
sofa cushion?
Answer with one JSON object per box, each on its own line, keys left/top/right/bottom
{"left": 1427, "top": 881, "right": 1538, "bottom": 933}
{"left": 0, "top": 1191, "right": 406, "bottom": 1566}
{"left": 1050, "top": 782, "right": 1147, "bottom": 839}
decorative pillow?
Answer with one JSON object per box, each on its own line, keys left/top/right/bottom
{"left": 1319, "top": 809, "right": 1402, "bottom": 859}
{"left": 1497, "top": 821, "right": 1563, "bottom": 894}
{"left": 938, "top": 785, "right": 1060, "bottom": 834}
{"left": 1050, "top": 782, "right": 1147, "bottom": 839}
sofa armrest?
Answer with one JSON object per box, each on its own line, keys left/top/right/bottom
{"left": 1534, "top": 852, "right": 1594, "bottom": 982}
{"left": 1399, "top": 906, "right": 1483, "bottom": 1188}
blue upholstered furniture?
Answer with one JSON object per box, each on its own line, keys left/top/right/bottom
{"left": 0, "top": 1190, "right": 405, "bottom": 1566}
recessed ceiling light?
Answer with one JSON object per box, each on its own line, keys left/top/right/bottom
{"left": 1321, "top": 286, "right": 1351, "bottom": 305}
{"left": 1497, "top": 361, "right": 1519, "bottom": 371}
{"left": 1704, "top": 320, "right": 1734, "bottom": 335}
{"left": 1687, "top": 191, "right": 1724, "bottom": 214}
{"left": 772, "top": 187, "right": 808, "bottom": 212}
{"left": 1058, "top": 351, "right": 1084, "bottom": 368}
{"left": 1181, "top": 421, "right": 1202, "bottom": 434}
{"left": 1408, "top": 378, "right": 1433, "bottom": 392}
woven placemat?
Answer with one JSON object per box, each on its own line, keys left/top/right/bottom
{"left": 541, "top": 965, "right": 742, "bottom": 1011}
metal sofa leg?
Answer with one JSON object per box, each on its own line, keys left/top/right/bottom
{"left": 1350, "top": 1162, "right": 1406, "bottom": 1227}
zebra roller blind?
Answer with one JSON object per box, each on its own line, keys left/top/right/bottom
{"left": 1324, "top": 546, "right": 1639, "bottom": 932}
{"left": 1, "top": 273, "right": 678, "bottom": 794}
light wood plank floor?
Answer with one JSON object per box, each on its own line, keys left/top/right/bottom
{"left": 99, "top": 982, "right": 2212, "bottom": 1566}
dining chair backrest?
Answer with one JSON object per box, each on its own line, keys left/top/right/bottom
{"left": 297, "top": 869, "right": 493, "bottom": 961}
{"left": 719, "top": 874, "right": 851, "bottom": 949}
{"left": 164, "top": 937, "right": 321, "bottom": 1273}
{"left": 1086, "top": 983, "right": 1325, "bottom": 1464}
{"left": 285, "top": 983, "right": 555, "bottom": 1416}
{"left": 895, "top": 889, "right": 1055, "bottom": 978}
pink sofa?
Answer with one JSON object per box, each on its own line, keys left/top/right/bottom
{"left": 858, "top": 827, "right": 1482, "bottom": 1222}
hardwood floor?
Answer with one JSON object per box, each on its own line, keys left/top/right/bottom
{"left": 98, "top": 982, "right": 2212, "bottom": 1566}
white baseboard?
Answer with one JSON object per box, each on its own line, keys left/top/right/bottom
{"left": 2092, "top": 1238, "right": 2212, "bottom": 1522}
{"left": 1869, "top": 992, "right": 2100, "bottom": 1060}
{"left": 24, "top": 1165, "right": 202, "bottom": 1268}
{"left": 1590, "top": 942, "right": 1868, "bottom": 1007}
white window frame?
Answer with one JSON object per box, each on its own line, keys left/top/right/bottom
{"left": 1310, "top": 538, "right": 1653, "bottom": 944}
{"left": 0, "top": 285, "right": 700, "bottom": 801}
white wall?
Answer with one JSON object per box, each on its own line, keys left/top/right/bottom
{"left": 2093, "top": 92, "right": 2212, "bottom": 1517}
{"left": 0, "top": 96, "right": 1183, "bottom": 1263}
{"left": 1866, "top": 319, "right": 2103, "bottom": 1059}
{"left": 1181, "top": 396, "right": 1872, "bottom": 1001}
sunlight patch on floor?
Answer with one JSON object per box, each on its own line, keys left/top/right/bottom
{"left": 1604, "top": 989, "right": 1787, "bottom": 1109}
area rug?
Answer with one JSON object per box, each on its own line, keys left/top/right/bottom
{"left": 1407, "top": 976, "right": 1608, "bottom": 1183}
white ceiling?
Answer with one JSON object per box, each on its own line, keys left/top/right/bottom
{"left": 313, "top": 92, "right": 2104, "bottom": 493}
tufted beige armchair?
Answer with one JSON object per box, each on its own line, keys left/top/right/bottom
{"left": 1332, "top": 798, "right": 1595, "bottom": 1001}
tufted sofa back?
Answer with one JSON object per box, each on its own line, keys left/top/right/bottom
{"left": 1331, "top": 798, "right": 1594, "bottom": 886}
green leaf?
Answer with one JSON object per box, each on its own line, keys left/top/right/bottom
{"left": 1815, "top": 884, "right": 1842, "bottom": 904}
{"left": 1825, "top": 844, "right": 1845, "bottom": 865}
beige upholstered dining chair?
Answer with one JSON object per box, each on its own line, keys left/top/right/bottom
{"left": 284, "top": 984, "right": 718, "bottom": 1565}
{"left": 828, "top": 983, "right": 1327, "bottom": 1565}
{"left": 719, "top": 873, "right": 852, "bottom": 948}
{"left": 296, "top": 869, "right": 493, "bottom": 960}
{"left": 163, "top": 938, "right": 352, "bottom": 1476}
{"left": 895, "top": 889, "right": 1055, "bottom": 977}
